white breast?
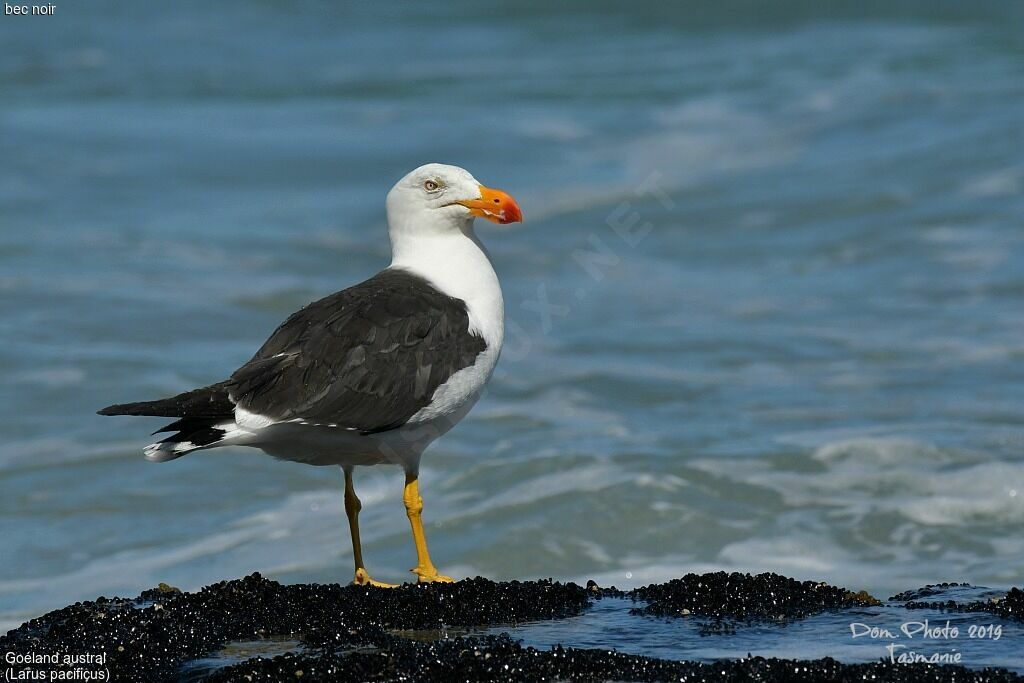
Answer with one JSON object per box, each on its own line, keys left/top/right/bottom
{"left": 390, "top": 227, "right": 504, "bottom": 427}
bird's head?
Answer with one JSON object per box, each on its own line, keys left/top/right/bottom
{"left": 385, "top": 163, "right": 522, "bottom": 237}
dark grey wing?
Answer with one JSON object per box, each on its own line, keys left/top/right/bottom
{"left": 99, "top": 382, "right": 233, "bottom": 418}
{"left": 227, "top": 268, "right": 487, "bottom": 434}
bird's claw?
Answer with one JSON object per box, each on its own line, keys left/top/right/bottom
{"left": 353, "top": 568, "right": 398, "bottom": 588}
{"left": 412, "top": 566, "right": 455, "bottom": 583}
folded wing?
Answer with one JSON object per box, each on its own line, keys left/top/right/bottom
{"left": 228, "top": 268, "right": 487, "bottom": 434}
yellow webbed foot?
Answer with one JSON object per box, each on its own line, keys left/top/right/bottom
{"left": 353, "top": 567, "right": 398, "bottom": 588}
{"left": 412, "top": 566, "right": 455, "bottom": 583}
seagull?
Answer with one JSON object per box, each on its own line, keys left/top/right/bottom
{"left": 99, "top": 163, "right": 522, "bottom": 587}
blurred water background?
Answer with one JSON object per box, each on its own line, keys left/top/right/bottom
{"left": 1, "top": 1, "right": 1022, "bottom": 634}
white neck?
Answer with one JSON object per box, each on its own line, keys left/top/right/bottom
{"left": 388, "top": 223, "right": 504, "bottom": 351}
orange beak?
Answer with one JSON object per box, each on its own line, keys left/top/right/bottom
{"left": 455, "top": 185, "right": 523, "bottom": 224}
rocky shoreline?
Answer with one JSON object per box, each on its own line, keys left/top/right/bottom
{"left": 2, "top": 572, "right": 1021, "bottom": 682}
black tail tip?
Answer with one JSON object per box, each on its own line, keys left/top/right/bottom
{"left": 97, "top": 405, "right": 123, "bottom": 416}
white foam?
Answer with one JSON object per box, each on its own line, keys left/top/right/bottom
{"left": 521, "top": 94, "right": 798, "bottom": 223}
{"left": 516, "top": 117, "right": 589, "bottom": 142}
{"left": 683, "top": 434, "right": 1024, "bottom": 595}
{"left": 11, "top": 367, "right": 85, "bottom": 387}
{"left": 961, "top": 167, "right": 1022, "bottom": 198}
{"left": 0, "top": 475, "right": 391, "bottom": 630}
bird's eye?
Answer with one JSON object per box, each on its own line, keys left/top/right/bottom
{"left": 423, "top": 180, "right": 440, "bottom": 192}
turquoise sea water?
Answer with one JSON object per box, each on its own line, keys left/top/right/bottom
{"left": 1, "top": 1, "right": 1022, "bottom": 662}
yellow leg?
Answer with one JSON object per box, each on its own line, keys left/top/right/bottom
{"left": 343, "top": 468, "right": 396, "bottom": 588}
{"left": 403, "top": 472, "right": 454, "bottom": 583}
